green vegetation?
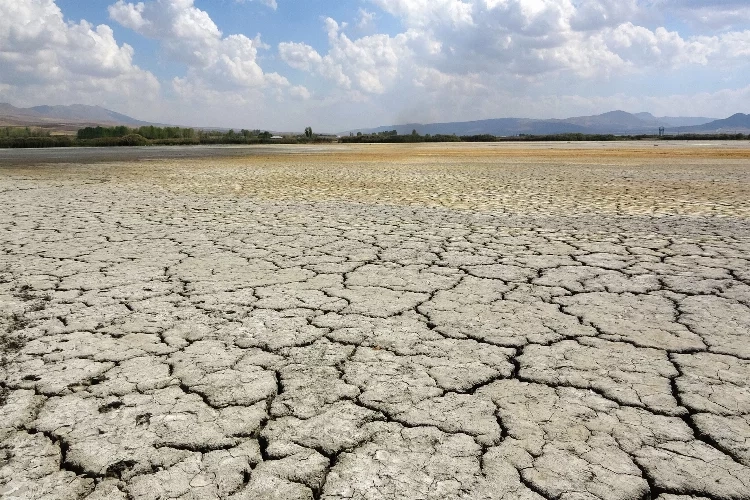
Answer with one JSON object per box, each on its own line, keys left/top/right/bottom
{"left": 341, "top": 130, "right": 461, "bottom": 143}
{"left": 656, "top": 133, "right": 747, "bottom": 141}
{"left": 77, "top": 125, "right": 131, "bottom": 139}
{"left": 78, "top": 125, "right": 196, "bottom": 142}
{"left": 487, "top": 132, "right": 749, "bottom": 142}
{"left": 0, "top": 136, "right": 75, "bottom": 148}
{"left": 0, "top": 127, "right": 73, "bottom": 148}
{"left": 346, "top": 131, "right": 749, "bottom": 143}
{"left": 1, "top": 126, "right": 51, "bottom": 138}
{"left": 0, "top": 125, "right": 296, "bottom": 148}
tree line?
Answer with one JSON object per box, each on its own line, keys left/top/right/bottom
{"left": 1, "top": 124, "right": 748, "bottom": 148}
{"left": 1, "top": 124, "right": 341, "bottom": 148}
{"left": 1, "top": 126, "right": 52, "bottom": 138}
{"left": 344, "top": 131, "right": 750, "bottom": 143}
{"left": 0, "top": 125, "right": 286, "bottom": 148}
{"left": 341, "top": 129, "right": 461, "bottom": 143}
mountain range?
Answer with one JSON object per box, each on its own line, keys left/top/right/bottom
{"left": 348, "top": 110, "right": 750, "bottom": 136}
{"left": 0, "top": 103, "right": 150, "bottom": 132}
{"left": 2, "top": 103, "right": 749, "bottom": 136}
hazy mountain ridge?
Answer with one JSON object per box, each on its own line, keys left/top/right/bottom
{"left": 346, "top": 110, "right": 736, "bottom": 136}
{"left": 632, "top": 113, "right": 716, "bottom": 127}
{"left": 672, "top": 113, "right": 750, "bottom": 133}
{"left": 2, "top": 103, "right": 746, "bottom": 136}
{"left": 0, "top": 103, "right": 149, "bottom": 127}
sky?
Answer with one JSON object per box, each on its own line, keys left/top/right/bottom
{"left": 1, "top": 0, "right": 750, "bottom": 132}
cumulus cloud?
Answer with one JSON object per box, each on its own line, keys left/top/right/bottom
{"left": 278, "top": 41, "right": 323, "bottom": 72}
{"left": 569, "top": 0, "right": 641, "bottom": 31}
{"left": 280, "top": 0, "right": 750, "bottom": 96}
{"left": 370, "top": 0, "right": 474, "bottom": 28}
{"left": 109, "top": 0, "right": 221, "bottom": 42}
{"left": 389, "top": 0, "right": 749, "bottom": 77}
{"left": 279, "top": 17, "right": 413, "bottom": 94}
{"left": 109, "top": 0, "right": 306, "bottom": 98}
{"left": 289, "top": 85, "right": 311, "bottom": 100}
{"left": 269, "top": 0, "right": 750, "bottom": 128}
{"left": 0, "top": 0, "right": 158, "bottom": 108}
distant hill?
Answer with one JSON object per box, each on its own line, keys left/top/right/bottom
{"left": 565, "top": 110, "right": 648, "bottom": 130}
{"left": 26, "top": 104, "right": 148, "bottom": 125}
{"left": 357, "top": 118, "right": 589, "bottom": 137}
{"left": 0, "top": 102, "right": 150, "bottom": 132}
{"left": 633, "top": 113, "right": 715, "bottom": 128}
{"left": 671, "top": 113, "right": 750, "bottom": 133}
{"left": 346, "top": 110, "right": 722, "bottom": 136}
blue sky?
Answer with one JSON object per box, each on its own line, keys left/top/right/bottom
{"left": 2, "top": 0, "right": 750, "bottom": 131}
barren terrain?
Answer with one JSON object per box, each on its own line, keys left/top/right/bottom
{"left": 1, "top": 142, "right": 750, "bottom": 499}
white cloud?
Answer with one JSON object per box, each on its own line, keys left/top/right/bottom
{"left": 289, "top": 85, "right": 311, "bottom": 100}
{"left": 278, "top": 41, "right": 323, "bottom": 72}
{"left": 279, "top": 17, "right": 413, "bottom": 94}
{"left": 357, "top": 8, "right": 378, "bottom": 32}
{"left": 0, "top": 0, "right": 158, "bottom": 109}
{"left": 269, "top": 0, "right": 750, "bottom": 129}
{"left": 297, "top": 0, "right": 750, "bottom": 87}
{"left": 371, "top": 0, "right": 474, "bottom": 28}
{"left": 109, "top": 0, "right": 225, "bottom": 66}
{"left": 109, "top": 0, "right": 290, "bottom": 93}
{"left": 569, "top": 0, "right": 641, "bottom": 31}
{"left": 384, "top": 1, "right": 746, "bottom": 71}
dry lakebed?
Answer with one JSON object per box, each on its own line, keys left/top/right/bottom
{"left": 1, "top": 142, "right": 750, "bottom": 499}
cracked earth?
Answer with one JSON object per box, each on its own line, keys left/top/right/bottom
{"left": 1, "top": 142, "right": 750, "bottom": 500}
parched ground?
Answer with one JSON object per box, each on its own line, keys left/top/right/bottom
{"left": 1, "top": 142, "right": 750, "bottom": 500}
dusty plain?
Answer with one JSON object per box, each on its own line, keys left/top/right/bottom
{"left": 1, "top": 142, "right": 750, "bottom": 499}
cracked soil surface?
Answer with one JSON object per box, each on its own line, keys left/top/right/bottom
{"left": 1, "top": 142, "right": 750, "bottom": 499}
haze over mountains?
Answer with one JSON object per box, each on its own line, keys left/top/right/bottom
{"left": 350, "top": 111, "right": 750, "bottom": 136}
{"left": 2, "top": 103, "right": 750, "bottom": 136}
{"left": 0, "top": 103, "right": 149, "bottom": 132}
